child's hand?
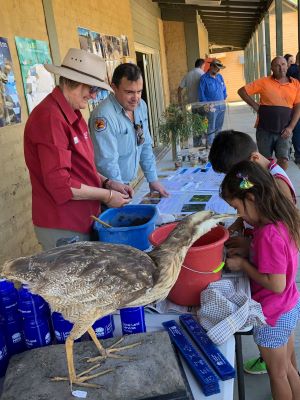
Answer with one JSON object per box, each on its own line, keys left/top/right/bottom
{"left": 225, "top": 236, "right": 251, "bottom": 257}
{"left": 226, "top": 255, "right": 244, "bottom": 271}
{"left": 228, "top": 217, "right": 244, "bottom": 235}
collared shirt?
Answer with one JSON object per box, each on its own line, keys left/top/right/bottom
{"left": 198, "top": 72, "right": 227, "bottom": 102}
{"left": 24, "top": 86, "right": 101, "bottom": 233}
{"left": 244, "top": 76, "right": 300, "bottom": 133}
{"left": 89, "top": 94, "right": 157, "bottom": 184}
{"left": 179, "top": 67, "right": 204, "bottom": 103}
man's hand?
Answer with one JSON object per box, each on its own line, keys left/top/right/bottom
{"left": 281, "top": 126, "right": 293, "bottom": 139}
{"left": 109, "top": 180, "right": 134, "bottom": 198}
{"left": 149, "top": 181, "right": 169, "bottom": 197}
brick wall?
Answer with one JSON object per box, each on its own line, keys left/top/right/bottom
{"left": 217, "top": 51, "right": 246, "bottom": 102}
{"left": 0, "top": 0, "right": 49, "bottom": 262}
{"left": 52, "top": 0, "right": 135, "bottom": 61}
{"left": 197, "top": 18, "right": 209, "bottom": 58}
{"left": 163, "top": 21, "right": 188, "bottom": 104}
{"left": 269, "top": 9, "right": 298, "bottom": 59}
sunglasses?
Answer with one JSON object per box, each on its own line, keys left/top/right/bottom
{"left": 134, "top": 122, "right": 145, "bottom": 146}
{"left": 89, "top": 86, "right": 100, "bottom": 94}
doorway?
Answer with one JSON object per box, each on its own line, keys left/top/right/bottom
{"left": 135, "top": 50, "right": 164, "bottom": 147}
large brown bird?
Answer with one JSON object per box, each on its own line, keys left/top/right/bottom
{"left": 1, "top": 211, "right": 229, "bottom": 389}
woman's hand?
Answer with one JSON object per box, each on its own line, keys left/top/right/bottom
{"left": 106, "top": 190, "right": 131, "bottom": 208}
{"left": 108, "top": 180, "right": 134, "bottom": 198}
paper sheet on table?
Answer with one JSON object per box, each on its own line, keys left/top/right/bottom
{"left": 145, "top": 299, "right": 198, "bottom": 315}
{"left": 205, "top": 193, "right": 236, "bottom": 214}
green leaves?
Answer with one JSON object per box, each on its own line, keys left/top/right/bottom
{"left": 158, "top": 103, "right": 208, "bottom": 145}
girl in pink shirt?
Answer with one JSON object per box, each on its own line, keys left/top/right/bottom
{"left": 221, "top": 160, "right": 300, "bottom": 400}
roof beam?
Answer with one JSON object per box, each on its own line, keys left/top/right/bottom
{"left": 198, "top": 6, "right": 264, "bottom": 12}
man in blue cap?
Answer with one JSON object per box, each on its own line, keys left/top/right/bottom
{"left": 199, "top": 60, "right": 227, "bottom": 147}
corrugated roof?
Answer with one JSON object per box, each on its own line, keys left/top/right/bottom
{"left": 154, "top": 0, "right": 274, "bottom": 52}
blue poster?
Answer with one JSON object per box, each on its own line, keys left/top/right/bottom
{"left": 15, "top": 36, "right": 55, "bottom": 113}
{"left": 0, "top": 37, "right": 21, "bottom": 127}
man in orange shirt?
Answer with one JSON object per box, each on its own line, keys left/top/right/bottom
{"left": 238, "top": 56, "right": 300, "bottom": 170}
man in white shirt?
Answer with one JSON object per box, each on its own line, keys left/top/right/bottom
{"left": 178, "top": 58, "right": 205, "bottom": 105}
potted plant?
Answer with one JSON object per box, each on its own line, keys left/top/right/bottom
{"left": 158, "top": 103, "right": 208, "bottom": 160}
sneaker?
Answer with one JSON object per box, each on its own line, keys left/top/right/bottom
{"left": 243, "top": 357, "right": 267, "bottom": 374}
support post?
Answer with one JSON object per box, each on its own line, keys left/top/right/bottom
{"left": 264, "top": 12, "right": 271, "bottom": 75}
{"left": 275, "top": 0, "right": 283, "bottom": 56}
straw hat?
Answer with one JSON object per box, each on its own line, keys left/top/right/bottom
{"left": 44, "top": 48, "right": 113, "bottom": 92}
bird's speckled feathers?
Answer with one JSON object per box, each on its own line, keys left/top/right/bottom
{"left": 2, "top": 241, "right": 158, "bottom": 321}
{"left": 1, "top": 211, "right": 231, "bottom": 326}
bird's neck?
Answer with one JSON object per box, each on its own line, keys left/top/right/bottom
{"left": 149, "top": 235, "right": 195, "bottom": 290}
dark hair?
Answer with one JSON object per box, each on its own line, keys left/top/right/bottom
{"left": 112, "top": 63, "right": 142, "bottom": 87}
{"left": 209, "top": 130, "right": 257, "bottom": 173}
{"left": 220, "top": 161, "right": 300, "bottom": 247}
{"left": 59, "top": 76, "right": 81, "bottom": 89}
{"left": 284, "top": 53, "right": 293, "bottom": 62}
{"left": 195, "top": 58, "right": 205, "bottom": 68}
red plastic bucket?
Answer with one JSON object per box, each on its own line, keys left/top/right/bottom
{"left": 149, "top": 223, "right": 229, "bottom": 306}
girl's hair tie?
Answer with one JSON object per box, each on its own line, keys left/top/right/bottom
{"left": 236, "top": 173, "right": 254, "bottom": 190}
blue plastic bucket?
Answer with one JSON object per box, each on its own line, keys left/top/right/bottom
{"left": 94, "top": 205, "right": 158, "bottom": 250}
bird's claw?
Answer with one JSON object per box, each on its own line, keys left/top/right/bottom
{"left": 51, "top": 364, "right": 113, "bottom": 388}
{"left": 87, "top": 341, "right": 142, "bottom": 363}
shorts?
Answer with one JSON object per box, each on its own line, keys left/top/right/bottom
{"left": 253, "top": 299, "right": 300, "bottom": 348}
{"left": 256, "top": 127, "right": 292, "bottom": 160}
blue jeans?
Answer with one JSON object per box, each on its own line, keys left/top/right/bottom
{"left": 292, "top": 119, "right": 300, "bottom": 162}
{"left": 206, "top": 104, "right": 226, "bottom": 145}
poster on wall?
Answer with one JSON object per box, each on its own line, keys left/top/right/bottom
{"left": 101, "top": 34, "right": 122, "bottom": 60}
{"left": 78, "top": 27, "right": 110, "bottom": 112}
{"left": 0, "top": 37, "right": 21, "bottom": 128}
{"left": 77, "top": 27, "right": 106, "bottom": 58}
{"left": 120, "top": 35, "right": 129, "bottom": 57}
{"left": 15, "top": 36, "right": 55, "bottom": 113}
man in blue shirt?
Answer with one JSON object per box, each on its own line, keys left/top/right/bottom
{"left": 89, "top": 63, "right": 168, "bottom": 197}
{"left": 199, "top": 60, "right": 227, "bottom": 146}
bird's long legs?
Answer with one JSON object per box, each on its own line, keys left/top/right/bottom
{"left": 87, "top": 327, "right": 141, "bottom": 363}
{"left": 51, "top": 336, "right": 113, "bottom": 389}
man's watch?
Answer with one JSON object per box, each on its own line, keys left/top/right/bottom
{"left": 103, "top": 178, "right": 111, "bottom": 189}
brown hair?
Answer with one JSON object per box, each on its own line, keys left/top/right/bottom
{"left": 220, "top": 161, "right": 300, "bottom": 247}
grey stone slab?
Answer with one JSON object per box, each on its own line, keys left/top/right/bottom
{"left": 1, "top": 331, "right": 188, "bottom": 400}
